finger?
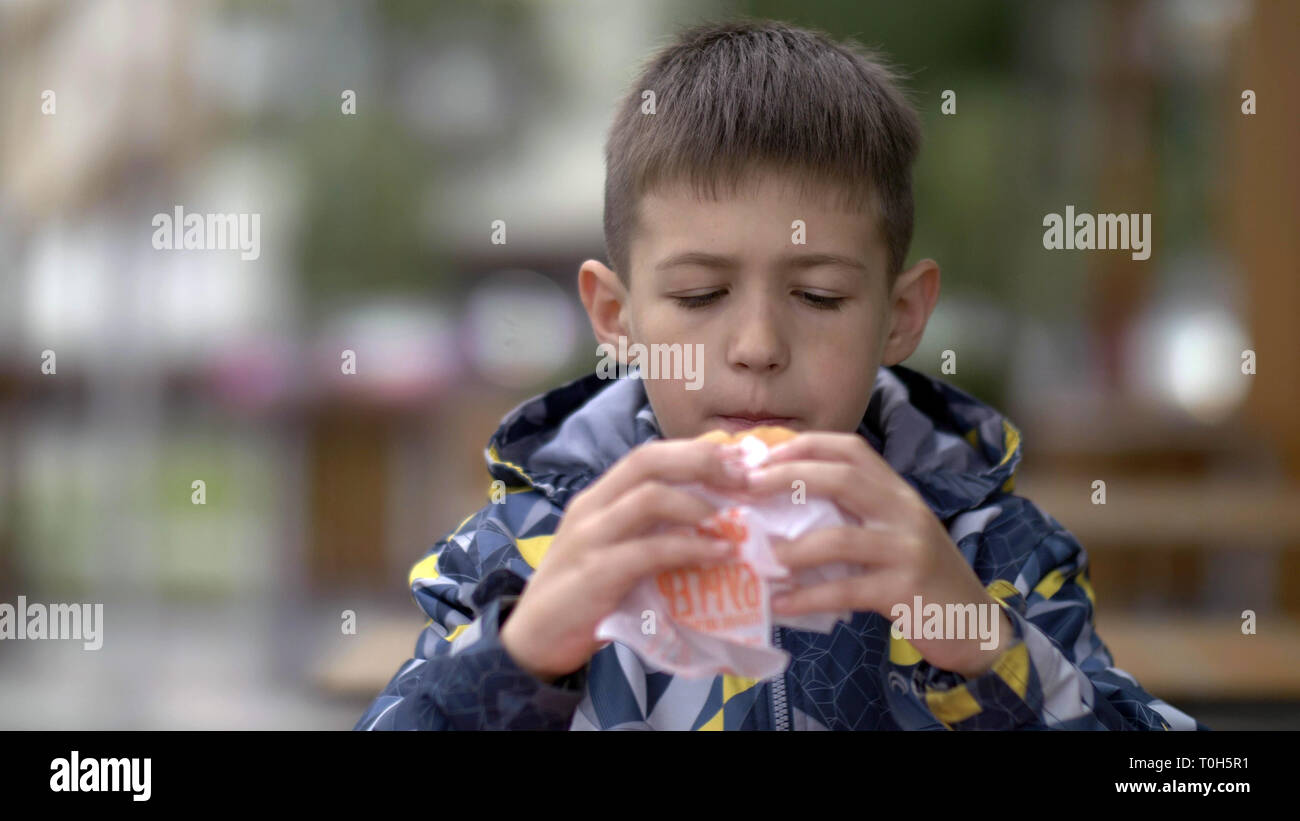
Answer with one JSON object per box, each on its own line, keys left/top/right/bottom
{"left": 744, "top": 460, "right": 885, "bottom": 522}
{"left": 598, "top": 533, "right": 737, "bottom": 590}
{"left": 573, "top": 438, "right": 748, "bottom": 514}
{"left": 769, "top": 575, "right": 878, "bottom": 618}
{"left": 770, "top": 526, "right": 891, "bottom": 571}
{"left": 587, "top": 481, "right": 724, "bottom": 544}
{"left": 765, "top": 431, "right": 879, "bottom": 468}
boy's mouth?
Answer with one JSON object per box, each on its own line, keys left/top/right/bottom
{"left": 713, "top": 414, "right": 797, "bottom": 433}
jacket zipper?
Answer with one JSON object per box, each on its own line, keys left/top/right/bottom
{"left": 770, "top": 625, "right": 790, "bottom": 730}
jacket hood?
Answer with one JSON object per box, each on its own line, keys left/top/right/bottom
{"left": 484, "top": 364, "right": 1021, "bottom": 520}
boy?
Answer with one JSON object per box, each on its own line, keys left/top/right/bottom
{"left": 355, "top": 19, "right": 1205, "bottom": 730}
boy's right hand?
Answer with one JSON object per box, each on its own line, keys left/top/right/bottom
{"left": 499, "top": 437, "right": 749, "bottom": 683}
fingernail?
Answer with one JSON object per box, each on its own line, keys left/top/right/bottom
{"left": 711, "top": 540, "right": 734, "bottom": 554}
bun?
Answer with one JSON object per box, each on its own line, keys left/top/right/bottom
{"left": 696, "top": 425, "right": 798, "bottom": 447}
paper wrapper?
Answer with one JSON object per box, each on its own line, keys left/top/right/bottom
{"left": 593, "top": 433, "right": 858, "bottom": 679}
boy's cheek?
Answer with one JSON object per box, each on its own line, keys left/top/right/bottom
{"left": 640, "top": 385, "right": 691, "bottom": 438}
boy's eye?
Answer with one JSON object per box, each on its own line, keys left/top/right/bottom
{"left": 797, "top": 291, "right": 846, "bottom": 310}
{"left": 672, "top": 290, "right": 725, "bottom": 309}
{"left": 672, "top": 290, "right": 846, "bottom": 310}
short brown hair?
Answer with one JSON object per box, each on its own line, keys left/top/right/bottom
{"left": 603, "top": 18, "right": 922, "bottom": 285}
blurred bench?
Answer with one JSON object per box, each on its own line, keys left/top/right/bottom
{"left": 1017, "top": 475, "right": 1300, "bottom": 547}
{"left": 1098, "top": 614, "right": 1300, "bottom": 700}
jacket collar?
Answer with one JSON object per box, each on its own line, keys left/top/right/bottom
{"left": 485, "top": 364, "right": 1021, "bottom": 520}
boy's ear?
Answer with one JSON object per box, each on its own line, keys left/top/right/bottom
{"left": 578, "top": 259, "right": 631, "bottom": 346}
{"left": 880, "top": 258, "right": 940, "bottom": 367}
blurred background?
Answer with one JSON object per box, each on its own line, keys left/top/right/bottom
{"left": 0, "top": 0, "right": 1296, "bottom": 729}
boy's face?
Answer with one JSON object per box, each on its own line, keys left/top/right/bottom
{"left": 580, "top": 168, "right": 939, "bottom": 440}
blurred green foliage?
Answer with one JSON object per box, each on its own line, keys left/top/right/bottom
{"left": 293, "top": 106, "right": 443, "bottom": 311}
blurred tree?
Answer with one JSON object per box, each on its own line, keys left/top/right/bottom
{"left": 293, "top": 105, "right": 443, "bottom": 311}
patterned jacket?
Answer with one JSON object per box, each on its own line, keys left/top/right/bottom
{"left": 355, "top": 364, "right": 1207, "bottom": 730}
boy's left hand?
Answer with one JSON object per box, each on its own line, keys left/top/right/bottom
{"left": 744, "top": 431, "right": 1014, "bottom": 680}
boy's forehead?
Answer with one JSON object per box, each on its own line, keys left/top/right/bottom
{"left": 631, "top": 172, "right": 887, "bottom": 276}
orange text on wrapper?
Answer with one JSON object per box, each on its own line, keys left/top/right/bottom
{"left": 656, "top": 562, "right": 762, "bottom": 633}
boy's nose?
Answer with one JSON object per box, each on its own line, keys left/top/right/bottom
{"left": 726, "top": 305, "right": 788, "bottom": 373}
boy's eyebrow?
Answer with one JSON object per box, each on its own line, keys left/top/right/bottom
{"left": 654, "top": 251, "right": 868, "bottom": 273}
{"left": 654, "top": 251, "right": 741, "bottom": 272}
